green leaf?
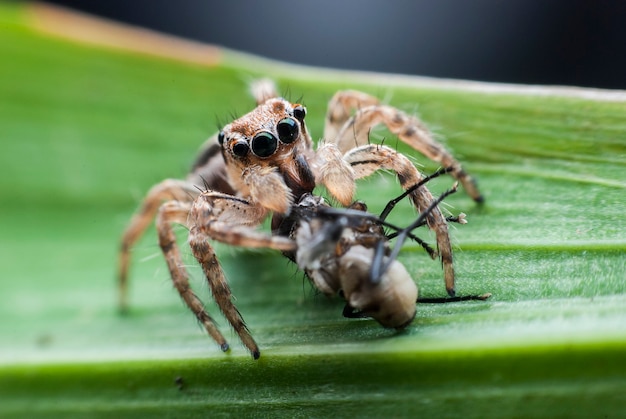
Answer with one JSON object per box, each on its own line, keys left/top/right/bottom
{"left": 1, "top": 3, "right": 625, "bottom": 417}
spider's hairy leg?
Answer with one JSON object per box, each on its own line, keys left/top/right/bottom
{"left": 324, "top": 90, "right": 381, "bottom": 142}
{"left": 189, "top": 191, "right": 296, "bottom": 359}
{"left": 118, "top": 179, "right": 201, "bottom": 312}
{"left": 328, "top": 94, "right": 483, "bottom": 203}
{"left": 314, "top": 143, "right": 356, "bottom": 206}
{"left": 344, "top": 144, "right": 456, "bottom": 297}
{"left": 156, "top": 200, "right": 229, "bottom": 353}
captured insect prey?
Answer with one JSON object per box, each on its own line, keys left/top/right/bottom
{"left": 118, "top": 79, "right": 485, "bottom": 359}
{"left": 278, "top": 179, "right": 490, "bottom": 331}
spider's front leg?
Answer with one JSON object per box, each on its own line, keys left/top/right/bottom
{"left": 156, "top": 200, "right": 229, "bottom": 352}
{"left": 188, "top": 191, "right": 296, "bottom": 359}
{"left": 325, "top": 90, "right": 483, "bottom": 203}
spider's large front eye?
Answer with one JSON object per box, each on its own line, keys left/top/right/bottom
{"left": 232, "top": 141, "right": 249, "bottom": 157}
{"left": 251, "top": 132, "right": 278, "bottom": 157}
{"left": 276, "top": 118, "right": 299, "bottom": 144}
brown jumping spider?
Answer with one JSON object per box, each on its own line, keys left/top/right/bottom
{"left": 118, "top": 80, "right": 483, "bottom": 359}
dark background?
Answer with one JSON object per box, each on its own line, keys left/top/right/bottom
{"left": 47, "top": 0, "right": 626, "bottom": 89}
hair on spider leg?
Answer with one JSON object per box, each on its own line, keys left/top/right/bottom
{"left": 191, "top": 175, "right": 211, "bottom": 195}
{"left": 347, "top": 116, "right": 359, "bottom": 150}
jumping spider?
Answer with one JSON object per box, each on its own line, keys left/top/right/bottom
{"left": 118, "top": 80, "right": 483, "bottom": 359}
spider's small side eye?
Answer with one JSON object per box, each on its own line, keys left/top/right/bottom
{"left": 277, "top": 118, "right": 299, "bottom": 144}
{"left": 232, "top": 141, "right": 249, "bottom": 157}
{"left": 218, "top": 131, "right": 225, "bottom": 145}
{"left": 251, "top": 132, "right": 278, "bottom": 157}
{"left": 293, "top": 105, "right": 306, "bottom": 121}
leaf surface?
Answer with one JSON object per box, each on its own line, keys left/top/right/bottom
{"left": 1, "top": 3, "right": 625, "bottom": 417}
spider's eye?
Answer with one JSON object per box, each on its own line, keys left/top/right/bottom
{"left": 251, "top": 132, "right": 278, "bottom": 157}
{"left": 293, "top": 105, "right": 306, "bottom": 121}
{"left": 232, "top": 141, "right": 249, "bottom": 157}
{"left": 276, "top": 118, "right": 299, "bottom": 144}
{"left": 217, "top": 131, "right": 225, "bottom": 145}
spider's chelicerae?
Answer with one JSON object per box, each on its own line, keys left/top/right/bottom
{"left": 118, "top": 80, "right": 484, "bottom": 359}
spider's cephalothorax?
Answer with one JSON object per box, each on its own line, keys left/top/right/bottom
{"left": 118, "top": 80, "right": 483, "bottom": 359}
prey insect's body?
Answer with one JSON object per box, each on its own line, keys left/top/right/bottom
{"left": 280, "top": 180, "right": 468, "bottom": 330}
{"left": 281, "top": 193, "right": 421, "bottom": 329}
{"left": 118, "top": 80, "right": 484, "bottom": 358}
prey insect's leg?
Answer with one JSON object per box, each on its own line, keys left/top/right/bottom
{"left": 119, "top": 179, "right": 201, "bottom": 312}
{"left": 379, "top": 183, "right": 492, "bottom": 304}
{"left": 417, "top": 294, "right": 492, "bottom": 303}
{"left": 382, "top": 182, "right": 458, "bottom": 285}
{"left": 189, "top": 192, "right": 295, "bottom": 359}
{"left": 327, "top": 93, "right": 483, "bottom": 202}
{"left": 379, "top": 167, "right": 453, "bottom": 221}
{"left": 344, "top": 144, "right": 457, "bottom": 296}
{"left": 156, "top": 201, "right": 229, "bottom": 353}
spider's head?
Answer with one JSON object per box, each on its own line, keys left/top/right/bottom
{"left": 219, "top": 98, "right": 316, "bottom": 210}
{"left": 219, "top": 97, "right": 311, "bottom": 164}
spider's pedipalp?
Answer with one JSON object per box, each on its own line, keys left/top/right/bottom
{"left": 242, "top": 165, "right": 294, "bottom": 215}
{"left": 313, "top": 142, "right": 356, "bottom": 206}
